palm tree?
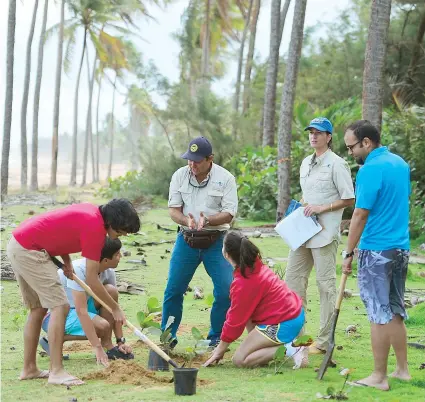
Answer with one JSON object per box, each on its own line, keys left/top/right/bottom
{"left": 278, "top": 0, "right": 291, "bottom": 46}
{"left": 276, "top": 0, "right": 308, "bottom": 219}
{"left": 242, "top": 0, "right": 261, "bottom": 115}
{"left": 362, "top": 0, "right": 392, "bottom": 132}
{"left": 21, "top": 0, "right": 39, "bottom": 190}
{"left": 95, "top": 64, "right": 104, "bottom": 182}
{"left": 1, "top": 0, "right": 16, "bottom": 197}
{"left": 50, "top": 0, "right": 65, "bottom": 190}
{"left": 30, "top": 0, "right": 49, "bottom": 191}
{"left": 262, "top": 0, "right": 282, "bottom": 147}
{"left": 201, "top": 0, "right": 211, "bottom": 80}
{"left": 232, "top": 0, "right": 254, "bottom": 140}
{"left": 200, "top": 0, "right": 243, "bottom": 83}
{"left": 55, "top": 0, "right": 158, "bottom": 185}
{"left": 406, "top": 6, "right": 425, "bottom": 83}
{"left": 127, "top": 84, "right": 174, "bottom": 153}
{"left": 70, "top": 27, "right": 87, "bottom": 186}
{"left": 107, "top": 76, "right": 118, "bottom": 180}
{"left": 81, "top": 51, "right": 97, "bottom": 186}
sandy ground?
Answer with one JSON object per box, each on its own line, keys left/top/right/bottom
{"left": 7, "top": 156, "right": 129, "bottom": 189}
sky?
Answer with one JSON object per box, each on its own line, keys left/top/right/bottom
{"left": 0, "top": 0, "right": 352, "bottom": 151}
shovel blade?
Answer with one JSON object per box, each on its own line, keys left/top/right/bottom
{"left": 317, "top": 343, "right": 334, "bottom": 380}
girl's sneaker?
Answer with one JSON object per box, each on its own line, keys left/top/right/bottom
{"left": 292, "top": 346, "right": 309, "bottom": 369}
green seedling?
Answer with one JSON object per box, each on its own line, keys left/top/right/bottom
{"left": 183, "top": 327, "right": 210, "bottom": 367}
{"left": 316, "top": 368, "right": 352, "bottom": 400}
{"left": 136, "top": 297, "right": 162, "bottom": 330}
{"left": 271, "top": 335, "right": 313, "bottom": 374}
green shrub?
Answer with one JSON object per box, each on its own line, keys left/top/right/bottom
{"left": 99, "top": 138, "right": 185, "bottom": 201}
{"left": 98, "top": 170, "right": 148, "bottom": 202}
{"left": 409, "top": 181, "right": 425, "bottom": 240}
{"left": 224, "top": 147, "right": 278, "bottom": 221}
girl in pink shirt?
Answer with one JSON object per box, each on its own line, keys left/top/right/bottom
{"left": 204, "top": 231, "right": 309, "bottom": 369}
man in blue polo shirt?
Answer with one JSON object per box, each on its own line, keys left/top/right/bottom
{"left": 342, "top": 120, "right": 410, "bottom": 391}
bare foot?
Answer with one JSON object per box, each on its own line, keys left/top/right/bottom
{"left": 389, "top": 370, "right": 411, "bottom": 381}
{"left": 348, "top": 374, "right": 390, "bottom": 391}
{"left": 48, "top": 370, "right": 84, "bottom": 386}
{"left": 19, "top": 369, "right": 49, "bottom": 380}
{"left": 292, "top": 347, "right": 309, "bottom": 369}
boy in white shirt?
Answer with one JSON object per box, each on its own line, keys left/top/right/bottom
{"left": 40, "top": 238, "right": 133, "bottom": 366}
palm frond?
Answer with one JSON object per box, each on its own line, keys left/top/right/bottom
{"left": 63, "top": 34, "right": 76, "bottom": 75}
{"left": 44, "top": 18, "right": 75, "bottom": 43}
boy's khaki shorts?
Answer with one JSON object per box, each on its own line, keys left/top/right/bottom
{"left": 6, "top": 236, "right": 68, "bottom": 309}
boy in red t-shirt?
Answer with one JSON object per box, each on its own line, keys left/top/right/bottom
{"left": 204, "top": 231, "right": 308, "bottom": 369}
{"left": 6, "top": 199, "right": 140, "bottom": 386}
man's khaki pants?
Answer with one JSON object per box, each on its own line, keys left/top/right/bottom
{"left": 285, "top": 240, "right": 338, "bottom": 350}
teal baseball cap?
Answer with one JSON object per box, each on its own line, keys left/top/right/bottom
{"left": 304, "top": 117, "right": 333, "bottom": 134}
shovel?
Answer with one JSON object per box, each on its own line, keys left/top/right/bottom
{"left": 317, "top": 273, "right": 348, "bottom": 380}
{"left": 51, "top": 256, "right": 179, "bottom": 368}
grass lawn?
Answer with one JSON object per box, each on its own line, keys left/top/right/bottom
{"left": 1, "top": 190, "right": 425, "bottom": 401}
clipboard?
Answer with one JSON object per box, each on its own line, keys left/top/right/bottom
{"left": 275, "top": 207, "right": 322, "bottom": 250}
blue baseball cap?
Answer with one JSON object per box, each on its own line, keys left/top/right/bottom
{"left": 304, "top": 117, "right": 333, "bottom": 134}
{"left": 181, "top": 136, "right": 213, "bottom": 162}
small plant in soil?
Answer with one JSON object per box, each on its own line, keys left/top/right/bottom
{"left": 270, "top": 335, "right": 313, "bottom": 374}
{"left": 158, "top": 316, "right": 175, "bottom": 352}
{"left": 183, "top": 327, "right": 210, "bottom": 367}
{"left": 136, "top": 297, "right": 162, "bottom": 330}
{"left": 316, "top": 368, "right": 353, "bottom": 400}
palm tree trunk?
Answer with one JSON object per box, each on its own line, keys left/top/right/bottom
{"left": 278, "top": 0, "right": 292, "bottom": 46}
{"left": 242, "top": 0, "right": 261, "bottom": 115}
{"left": 95, "top": 75, "right": 102, "bottom": 183}
{"left": 262, "top": 0, "right": 281, "bottom": 147}
{"left": 362, "top": 0, "right": 392, "bottom": 132}
{"left": 277, "top": 0, "right": 308, "bottom": 220}
{"left": 21, "top": 0, "right": 39, "bottom": 190}
{"left": 1, "top": 0, "right": 16, "bottom": 197}
{"left": 107, "top": 77, "right": 117, "bottom": 180}
{"left": 50, "top": 0, "right": 65, "bottom": 190}
{"left": 232, "top": 0, "right": 254, "bottom": 140}
{"left": 201, "top": 0, "right": 211, "bottom": 81}
{"left": 70, "top": 29, "right": 87, "bottom": 186}
{"left": 406, "top": 6, "right": 425, "bottom": 83}
{"left": 82, "top": 53, "right": 97, "bottom": 186}
{"left": 30, "top": 0, "right": 49, "bottom": 191}
{"left": 151, "top": 109, "right": 175, "bottom": 153}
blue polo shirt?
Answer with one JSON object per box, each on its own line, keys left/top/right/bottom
{"left": 355, "top": 147, "right": 410, "bottom": 250}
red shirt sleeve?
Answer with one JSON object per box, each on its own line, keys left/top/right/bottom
{"left": 220, "top": 274, "right": 263, "bottom": 343}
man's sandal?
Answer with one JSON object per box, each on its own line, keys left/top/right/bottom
{"left": 106, "top": 346, "right": 134, "bottom": 360}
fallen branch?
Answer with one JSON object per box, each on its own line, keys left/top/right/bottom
{"left": 408, "top": 342, "right": 425, "bottom": 349}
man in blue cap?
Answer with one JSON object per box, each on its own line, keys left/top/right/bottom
{"left": 285, "top": 117, "right": 355, "bottom": 356}
{"left": 162, "top": 136, "right": 238, "bottom": 348}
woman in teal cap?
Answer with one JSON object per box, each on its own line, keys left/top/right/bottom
{"left": 285, "top": 117, "right": 355, "bottom": 354}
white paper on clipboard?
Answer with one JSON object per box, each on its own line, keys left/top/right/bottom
{"left": 274, "top": 207, "right": 322, "bottom": 251}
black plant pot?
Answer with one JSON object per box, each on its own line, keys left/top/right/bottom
{"left": 148, "top": 349, "right": 169, "bottom": 371}
{"left": 173, "top": 367, "right": 198, "bottom": 396}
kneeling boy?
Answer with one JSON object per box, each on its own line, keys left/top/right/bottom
{"left": 41, "top": 238, "right": 133, "bottom": 366}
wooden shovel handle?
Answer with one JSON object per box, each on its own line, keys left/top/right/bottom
{"left": 335, "top": 273, "right": 348, "bottom": 311}
{"left": 71, "top": 274, "right": 178, "bottom": 368}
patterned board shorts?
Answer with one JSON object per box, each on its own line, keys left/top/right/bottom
{"left": 256, "top": 308, "right": 305, "bottom": 344}
{"left": 358, "top": 249, "right": 409, "bottom": 324}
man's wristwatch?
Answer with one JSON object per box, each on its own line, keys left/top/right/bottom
{"left": 342, "top": 250, "right": 355, "bottom": 259}
{"left": 116, "top": 337, "right": 126, "bottom": 344}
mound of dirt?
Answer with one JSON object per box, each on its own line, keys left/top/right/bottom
{"left": 83, "top": 360, "right": 172, "bottom": 386}
{"left": 169, "top": 353, "right": 208, "bottom": 368}
{"left": 63, "top": 341, "right": 93, "bottom": 352}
